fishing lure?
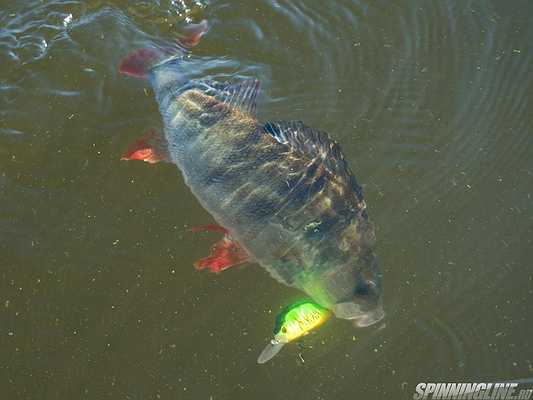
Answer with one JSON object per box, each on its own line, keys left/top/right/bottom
{"left": 258, "top": 301, "right": 331, "bottom": 364}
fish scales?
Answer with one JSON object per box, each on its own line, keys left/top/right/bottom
{"left": 147, "top": 64, "right": 383, "bottom": 324}
{"left": 159, "top": 90, "right": 279, "bottom": 228}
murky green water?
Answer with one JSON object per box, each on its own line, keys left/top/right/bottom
{"left": 1, "top": 0, "right": 533, "bottom": 399}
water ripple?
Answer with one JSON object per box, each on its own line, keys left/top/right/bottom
{"left": 1, "top": 0, "right": 532, "bottom": 391}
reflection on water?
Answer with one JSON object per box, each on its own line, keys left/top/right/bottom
{"left": 1, "top": 0, "right": 533, "bottom": 399}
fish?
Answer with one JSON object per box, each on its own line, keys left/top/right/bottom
{"left": 118, "top": 21, "right": 384, "bottom": 328}
{"left": 257, "top": 301, "right": 331, "bottom": 364}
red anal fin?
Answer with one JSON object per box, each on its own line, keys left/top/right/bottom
{"left": 121, "top": 129, "right": 171, "bottom": 164}
{"left": 191, "top": 224, "right": 250, "bottom": 273}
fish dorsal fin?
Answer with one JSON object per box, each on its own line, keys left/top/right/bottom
{"left": 200, "top": 79, "right": 260, "bottom": 116}
{"left": 262, "top": 120, "right": 363, "bottom": 197}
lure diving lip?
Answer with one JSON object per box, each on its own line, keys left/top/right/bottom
{"left": 257, "top": 301, "right": 331, "bottom": 364}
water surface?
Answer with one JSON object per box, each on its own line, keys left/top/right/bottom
{"left": 1, "top": 0, "right": 533, "bottom": 399}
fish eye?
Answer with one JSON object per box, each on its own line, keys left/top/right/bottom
{"left": 281, "top": 327, "right": 287, "bottom": 333}
{"left": 353, "top": 279, "right": 380, "bottom": 309}
{"left": 354, "top": 282, "right": 371, "bottom": 296}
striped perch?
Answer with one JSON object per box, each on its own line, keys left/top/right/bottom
{"left": 119, "top": 22, "right": 384, "bottom": 327}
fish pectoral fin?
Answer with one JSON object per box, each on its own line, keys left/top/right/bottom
{"left": 121, "top": 129, "right": 171, "bottom": 164}
{"left": 191, "top": 226, "right": 250, "bottom": 273}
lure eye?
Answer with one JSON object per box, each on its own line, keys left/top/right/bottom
{"left": 281, "top": 327, "right": 287, "bottom": 333}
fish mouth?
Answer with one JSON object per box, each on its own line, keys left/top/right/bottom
{"left": 333, "top": 302, "right": 385, "bottom": 327}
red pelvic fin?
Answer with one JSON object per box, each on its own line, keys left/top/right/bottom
{"left": 121, "top": 129, "right": 171, "bottom": 164}
{"left": 177, "top": 19, "right": 209, "bottom": 49}
{"left": 191, "top": 225, "right": 250, "bottom": 273}
{"left": 119, "top": 48, "right": 165, "bottom": 78}
{"left": 194, "top": 237, "right": 250, "bottom": 273}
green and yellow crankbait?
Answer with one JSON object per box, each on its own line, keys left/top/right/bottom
{"left": 257, "top": 301, "right": 331, "bottom": 364}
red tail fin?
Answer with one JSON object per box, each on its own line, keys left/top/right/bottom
{"left": 119, "top": 48, "right": 165, "bottom": 79}
{"left": 178, "top": 20, "right": 209, "bottom": 48}
{"left": 119, "top": 20, "right": 209, "bottom": 78}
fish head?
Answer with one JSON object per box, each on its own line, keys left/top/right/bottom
{"left": 332, "top": 254, "right": 385, "bottom": 327}
{"left": 326, "top": 215, "right": 384, "bottom": 325}
{"left": 344, "top": 289, "right": 384, "bottom": 328}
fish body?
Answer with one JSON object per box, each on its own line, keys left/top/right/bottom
{"left": 120, "top": 40, "right": 384, "bottom": 327}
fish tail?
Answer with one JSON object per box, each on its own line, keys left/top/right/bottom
{"left": 118, "top": 20, "right": 209, "bottom": 79}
